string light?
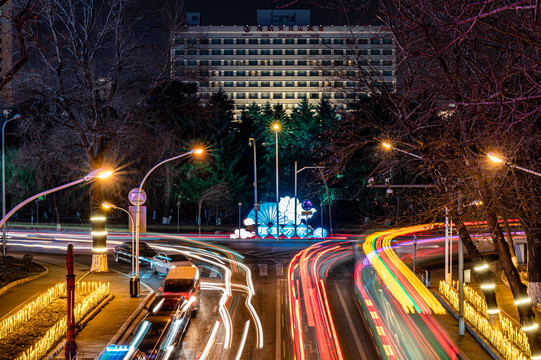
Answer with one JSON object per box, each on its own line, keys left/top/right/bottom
{"left": 521, "top": 323, "right": 539, "bottom": 332}
{"left": 14, "top": 281, "right": 109, "bottom": 360}
{"left": 514, "top": 298, "right": 531, "bottom": 306}
{"left": 439, "top": 280, "right": 530, "bottom": 360}
{"left": 474, "top": 263, "right": 489, "bottom": 271}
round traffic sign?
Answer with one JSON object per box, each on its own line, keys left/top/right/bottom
{"left": 128, "top": 188, "right": 147, "bottom": 206}
{"left": 301, "top": 199, "right": 313, "bottom": 211}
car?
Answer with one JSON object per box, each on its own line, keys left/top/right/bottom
{"left": 161, "top": 266, "right": 201, "bottom": 314}
{"left": 135, "top": 296, "right": 191, "bottom": 359}
{"left": 151, "top": 253, "right": 193, "bottom": 276}
{"left": 99, "top": 297, "right": 192, "bottom": 360}
{"left": 114, "top": 241, "right": 157, "bottom": 267}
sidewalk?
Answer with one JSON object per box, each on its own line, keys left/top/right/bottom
{"left": 0, "top": 253, "right": 153, "bottom": 360}
{"left": 430, "top": 261, "right": 541, "bottom": 360}
{"left": 430, "top": 266, "right": 499, "bottom": 360}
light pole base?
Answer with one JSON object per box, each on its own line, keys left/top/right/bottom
{"left": 130, "top": 277, "right": 140, "bottom": 297}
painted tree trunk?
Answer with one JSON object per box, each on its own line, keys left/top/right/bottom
{"left": 502, "top": 216, "right": 517, "bottom": 267}
{"left": 458, "top": 223, "right": 499, "bottom": 324}
{"left": 524, "top": 226, "right": 541, "bottom": 305}
{"left": 90, "top": 181, "right": 108, "bottom": 272}
{"left": 486, "top": 209, "right": 538, "bottom": 349}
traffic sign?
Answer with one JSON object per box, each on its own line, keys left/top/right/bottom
{"left": 128, "top": 188, "right": 147, "bottom": 206}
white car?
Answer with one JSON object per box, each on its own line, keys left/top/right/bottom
{"left": 151, "top": 253, "right": 193, "bottom": 276}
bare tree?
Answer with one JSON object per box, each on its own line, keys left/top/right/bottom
{"left": 197, "top": 183, "right": 231, "bottom": 235}
{"left": 13, "top": 0, "right": 176, "bottom": 271}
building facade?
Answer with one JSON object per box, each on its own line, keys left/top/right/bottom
{"left": 172, "top": 11, "right": 395, "bottom": 116}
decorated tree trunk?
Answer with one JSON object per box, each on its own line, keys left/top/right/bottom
{"left": 90, "top": 180, "right": 108, "bottom": 272}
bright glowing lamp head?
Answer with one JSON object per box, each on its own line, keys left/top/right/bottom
{"left": 84, "top": 168, "right": 114, "bottom": 181}
{"left": 487, "top": 153, "right": 504, "bottom": 164}
{"left": 193, "top": 148, "right": 203, "bottom": 155}
{"left": 382, "top": 142, "right": 392, "bottom": 149}
{"left": 97, "top": 170, "right": 113, "bottom": 179}
{"left": 273, "top": 123, "right": 280, "bottom": 131}
{"left": 102, "top": 201, "right": 115, "bottom": 209}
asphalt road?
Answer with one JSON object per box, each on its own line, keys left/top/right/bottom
{"left": 6, "top": 230, "right": 378, "bottom": 360}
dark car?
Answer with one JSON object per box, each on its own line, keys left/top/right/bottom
{"left": 114, "top": 241, "right": 157, "bottom": 267}
{"left": 135, "top": 297, "right": 191, "bottom": 359}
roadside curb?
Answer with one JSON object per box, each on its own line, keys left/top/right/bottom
{"left": 0, "top": 263, "right": 49, "bottom": 298}
{"left": 102, "top": 290, "right": 156, "bottom": 353}
{"left": 433, "top": 291, "right": 502, "bottom": 360}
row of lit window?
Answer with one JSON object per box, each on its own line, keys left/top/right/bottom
{"left": 175, "top": 59, "right": 394, "bottom": 67}
{"left": 176, "top": 37, "right": 393, "bottom": 45}
{"left": 210, "top": 81, "right": 363, "bottom": 87}
{"left": 175, "top": 48, "right": 392, "bottom": 56}
{"left": 211, "top": 91, "right": 388, "bottom": 101}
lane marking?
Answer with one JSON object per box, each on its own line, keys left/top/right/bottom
{"left": 334, "top": 281, "right": 368, "bottom": 360}
{"left": 141, "top": 270, "right": 152, "bottom": 279}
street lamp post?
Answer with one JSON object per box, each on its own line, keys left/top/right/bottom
{"left": 2, "top": 113, "right": 21, "bottom": 256}
{"left": 0, "top": 168, "right": 113, "bottom": 238}
{"left": 103, "top": 201, "right": 136, "bottom": 276}
{"left": 487, "top": 152, "right": 541, "bottom": 177}
{"left": 294, "top": 162, "right": 325, "bottom": 234}
{"left": 273, "top": 123, "right": 280, "bottom": 240}
{"left": 249, "top": 138, "right": 258, "bottom": 238}
{"left": 132, "top": 148, "right": 203, "bottom": 297}
{"left": 238, "top": 202, "right": 242, "bottom": 240}
{"left": 382, "top": 141, "right": 423, "bottom": 160}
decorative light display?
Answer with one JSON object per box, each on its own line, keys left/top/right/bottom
{"left": 233, "top": 196, "right": 325, "bottom": 239}
{"left": 439, "top": 281, "right": 531, "bottom": 360}
{"left": 12, "top": 281, "right": 110, "bottom": 360}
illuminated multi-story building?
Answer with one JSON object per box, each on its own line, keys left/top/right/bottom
{"left": 172, "top": 10, "right": 395, "bottom": 116}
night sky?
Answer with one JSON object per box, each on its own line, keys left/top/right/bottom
{"left": 183, "top": 0, "right": 380, "bottom": 26}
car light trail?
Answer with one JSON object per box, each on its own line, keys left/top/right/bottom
{"left": 354, "top": 225, "right": 460, "bottom": 359}
{"left": 199, "top": 321, "right": 221, "bottom": 360}
{"left": 288, "top": 241, "right": 354, "bottom": 360}
{"left": 234, "top": 321, "right": 250, "bottom": 360}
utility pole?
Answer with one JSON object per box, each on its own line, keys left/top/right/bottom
{"left": 458, "top": 190, "right": 464, "bottom": 335}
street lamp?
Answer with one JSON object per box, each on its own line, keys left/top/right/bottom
{"left": 238, "top": 202, "right": 242, "bottom": 240}
{"left": 132, "top": 148, "right": 203, "bottom": 297}
{"left": 102, "top": 201, "right": 136, "bottom": 276}
{"left": 381, "top": 140, "right": 423, "bottom": 160}
{"left": 248, "top": 138, "right": 258, "bottom": 238}
{"left": 273, "top": 123, "right": 280, "bottom": 240}
{"left": 487, "top": 152, "right": 541, "bottom": 177}
{"left": 294, "top": 162, "right": 325, "bottom": 234}
{"left": 0, "top": 168, "right": 113, "bottom": 247}
{"left": 2, "top": 113, "right": 21, "bottom": 256}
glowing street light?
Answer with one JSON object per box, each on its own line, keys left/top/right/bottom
{"left": 487, "top": 153, "right": 504, "bottom": 163}
{"left": 487, "top": 152, "right": 541, "bottom": 177}
{"left": 381, "top": 140, "right": 423, "bottom": 159}
{"left": 131, "top": 148, "right": 203, "bottom": 297}
{"left": 0, "top": 168, "right": 113, "bottom": 247}
{"left": 103, "top": 201, "right": 136, "bottom": 276}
